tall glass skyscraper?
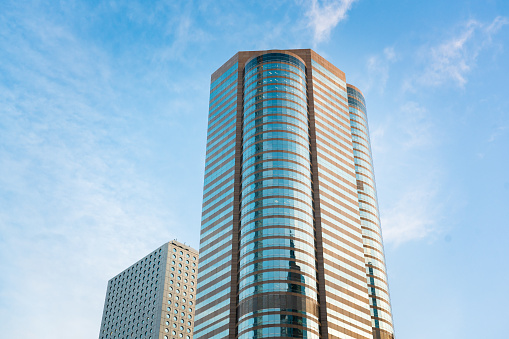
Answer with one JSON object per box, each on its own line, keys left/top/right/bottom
{"left": 194, "top": 49, "right": 394, "bottom": 339}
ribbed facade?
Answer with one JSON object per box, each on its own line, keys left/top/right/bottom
{"left": 194, "top": 49, "right": 394, "bottom": 339}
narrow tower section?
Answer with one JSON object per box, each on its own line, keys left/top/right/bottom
{"left": 347, "top": 85, "right": 395, "bottom": 339}
{"left": 194, "top": 57, "right": 240, "bottom": 339}
{"left": 309, "top": 55, "right": 374, "bottom": 339}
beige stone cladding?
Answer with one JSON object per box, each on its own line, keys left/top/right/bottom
{"left": 159, "top": 241, "right": 199, "bottom": 339}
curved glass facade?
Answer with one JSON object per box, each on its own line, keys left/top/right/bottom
{"left": 238, "top": 53, "right": 319, "bottom": 339}
{"left": 195, "top": 49, "right": 395, "bottom": 339}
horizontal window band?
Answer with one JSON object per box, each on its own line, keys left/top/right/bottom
{"left": 239, "top": 244, "right": 317, "bottom": 263}
{"left": 237, "top": 267, "right": 319, "bottom": 289}
{"left": 239, "top": 225, "right": 315, "bottom": 244}
{"left": 241, "top": 166, "right": 311, "bottom": 184}
{"left": 238, "top": 280, "right": 319, "bottom": 298}
{"left": 243, "top": 131, "right": 310, "bottom": 149}
{"left": 244, "top": 123, "right": 309, "bottom": 142}
{"left": 239, "top": 205, "right": 314, "bottom": 222}
{"left": 245, "top": 87, "right": 307, "bottom": 103}
{"left": 210, "top": 62, "right": 238, "bottom": 91}
{"left": 245, "top": 64, "right": 305, "bottom": 84}
{"left": 240, "top": 194, "right": 313, "bottom": 213}
{"left": 243, "top": 109, "right": 308, "bottom": 128}
{"left": 241, "top": 158, "right": 311, "bottom": 178}
{"left": 237, "top": 292, "right": 319, "bottom": 318}
{"left": 245, "top": 62, "right": 306, "bottom": 82}
{"left": 242, "top": 150, "right": 311, "bottom": 169}
{"left": 241, "top": 138, "right": 310, "bottom": 158}
{"left": 244, "top": 81, "right": 306, "bottom": 100}
{"left": 237, "top": 322, "right": 320, "bottom": 338}
{"left": 240, "top": 214, "right": 314, "bottom": 230}
{"left": 243, "top": 98, "right": 308, "bottom": 115}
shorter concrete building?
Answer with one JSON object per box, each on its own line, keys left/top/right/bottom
{"left": 99, "top": 240, "right": 199, "bottom": 339}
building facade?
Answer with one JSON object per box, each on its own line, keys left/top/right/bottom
{"left": 99, "top": 240, "right": 199, "bottom": 339}
{"left": 194, "top": 49, "right": 394, "bottom": 339}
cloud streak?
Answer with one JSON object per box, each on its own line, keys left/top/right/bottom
{"left": 418, "top": 16, "right": 508, "bottom": 87}
{"left": 363, "top": 47, "right": 397, "bottom": 94}
{"left": 303, "top": 0, "right": 357, "bottom": 43}
{"left": 487, "top": 125, "right": 508, "bottom": 143}
{"left": 0, "top": 3, "right": 199, "bottom": 338}
{"left": 370, "top": 17, "right": 507, "bottom": 246}
{"left": 371, "top": 101, "right": 445, "bottom": 246}
{"left": 381, "top": 180, "right": 442, "bottom": 246}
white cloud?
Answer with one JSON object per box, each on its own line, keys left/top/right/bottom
{"left": 155, "top": 2, "right": 212, "bottom": 64}
{"left": 0, "top": 3, "right": 200, "bottom": 338}
{"left": 370, "top": 101, "right": 433, "bottom": 155}
{"left": 418, "top": 16, "right": 508, "bottom": 87}
{"left": 371, "top": 101, "right": 444, "bottom": 246}
{"left": 364, "top": 46, "right": 397, "bottom": 94}
{"left": 399, "top": 101, "right": 434, "bottom": 150}
{"left": 303, "top": 0, "right": 357, "bottom": 43}
{"left": 369, "top": 19, "right": 508, "bottom": 246}
{"left": 487, "top": 125, "right": 508, "bottom": 142}
{"left": 485, "top": 15, "right": 509, "bottom": 39}
{"left": 381, "top": 183, "right": 440, "bottom": 246}
{"left": 384, "top": 46, "right": 396, "bottom": 61}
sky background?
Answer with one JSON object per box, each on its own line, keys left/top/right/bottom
{"left": 0, "top": 0, "right": 508, "bottom": 338}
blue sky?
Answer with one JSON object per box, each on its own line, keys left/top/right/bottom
{"left": 0, "top": 0, "right": 508, "bottom": 338}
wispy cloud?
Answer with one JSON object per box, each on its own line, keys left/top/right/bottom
{"left": 0, "top": 3, "right": 200, "bottom": 338}
{"left": 417, "top": 16, "right": 508, "bottom": 87}
{"left": 369, "top": 18, "right": 507, "bottom": 246}
{"left": 398, "top": 101, "right": 434, "bottom": 150}
{"left": 381, "top": 181, "right": 441, "bottom": 246}
{"left": 487, "top": 125, "right": 508, "bottom": 142}
{"left": 371, "top": 101, "right": 446, "bottom": 246}
{"left": 155, "top": 1, "right": 212, "bottom": 64}
{"left": 302, "top": 0, "right": 357, "bottom": 43}
{"left": 364, "top": 47, "right": 397, "bottom": 94}
{"left": 371, "top": 101, "right": 434, "bottom": 154}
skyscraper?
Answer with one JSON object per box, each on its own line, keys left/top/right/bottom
{"left": 194, "top": 49, "right": 394, "bottom": 339}
{"left": 99, "top": 240, "right": 199, "bottom": 339}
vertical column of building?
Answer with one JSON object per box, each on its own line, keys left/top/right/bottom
{"left": 347, "top": 85, "right": 395, "bottom": 339}
{"left": 194, "top": 57, "right": 239, "bottom": 339}
{"left": 309, "top": 55, "right": 374, "bottom": 339}
{"left": 237, "top": 52, "right": 320, "bottom": 339}
{"left": 160, "top": 241, "right": 199, "bottom": 339}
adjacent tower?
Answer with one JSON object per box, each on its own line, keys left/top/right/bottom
{"left": 194, "top": 49, "right": 394, "bottom": 339}
{"left": 99, "top": 240, "right": 199, "bottom": 339}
